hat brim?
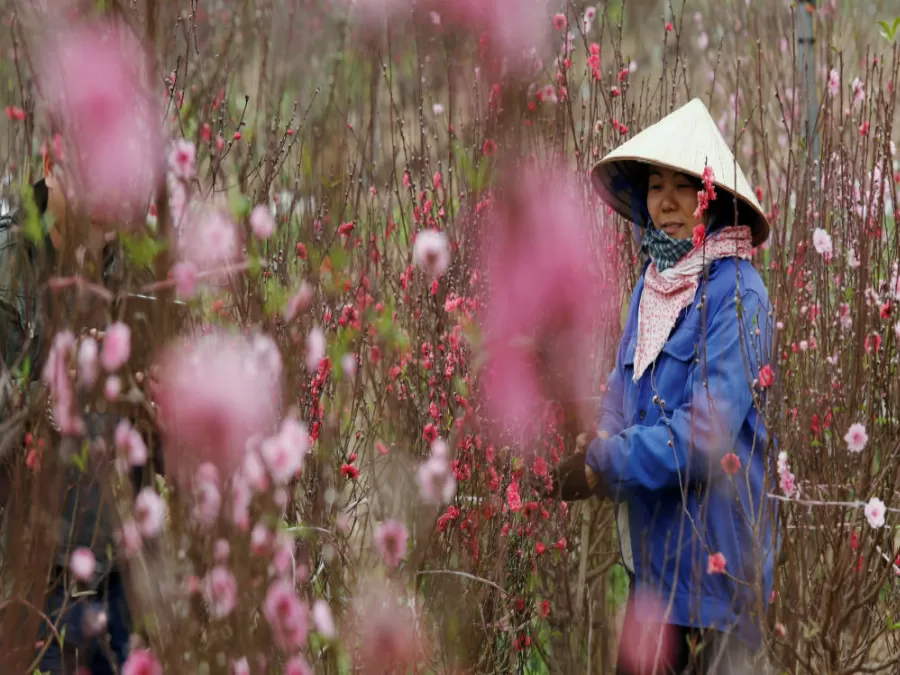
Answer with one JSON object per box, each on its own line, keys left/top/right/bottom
{"left": 591, "top": 157, "right": 770, "bottom": 248}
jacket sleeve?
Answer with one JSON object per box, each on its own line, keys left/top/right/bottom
{"left": 596, "top": 282, "right": 643, "bottom": 439}
{"left": 596, "top": 338, "right": 627, "bottom": 440}
{"left": 586, "top": 282, "right": 767, "bottom": 494}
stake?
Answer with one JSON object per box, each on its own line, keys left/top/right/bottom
{"left": 798, "top": 1, "right": 820, "bottom": 178}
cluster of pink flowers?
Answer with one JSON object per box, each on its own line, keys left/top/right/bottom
{"left": 263, "top": 579, "right": 309, "bottom": 651}
{"left": 777, "top": 451, "right": 798, "bottom": 498}
{"left": 42, "top": 331, "right": 83, "bottom": 435}
{"left": 417, "top": 438, "right": 457, "bottom": 504}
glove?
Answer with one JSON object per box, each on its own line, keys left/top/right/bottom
{"left": 549, "top": 451, "right": 595, "bottom": 501}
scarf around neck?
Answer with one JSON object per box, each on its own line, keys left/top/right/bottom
{"left": 642, "top": 225, "right": 695, "bottom": 272}
{"left": 632, "top": 226, "right": 754, "bottom": 381}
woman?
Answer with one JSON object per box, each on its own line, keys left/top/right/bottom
{"left": 579, "top": 99, "right": 775, "bottom": 674}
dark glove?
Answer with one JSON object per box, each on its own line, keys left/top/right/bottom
{"left": 548, "top": 451, "right": 595, "bottom": 502}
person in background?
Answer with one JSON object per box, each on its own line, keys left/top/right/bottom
{"left": 556, "top": 99, "right": 776, "bottom": 674}
{"left": 0, "top": 144, "right": 137, "bottom": 673}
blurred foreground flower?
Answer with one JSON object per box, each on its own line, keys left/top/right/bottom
{"left": 480, "top": 168, "right": 611, "bottom": 446}
{"left": 374, "top": 519, "right": 409, "bottom": 568}
{"left": 154, "top": 332, "right": 283, "bottom": 485}
{"left": 349, "top": 0, "right": 550, "bottom": 68}
{"left": 616, "top": 591, "right": 679, "bottom": 675}
{"left": 412, "top": 229, "right": 450, "bottom": 278}
{"left": 37, "top": 20, "right": 162, "bottom": 225}
{"left": 348, "top": 584, "right": 429, "bottom": 674}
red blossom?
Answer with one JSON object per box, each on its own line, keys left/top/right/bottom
{"left": 720, "top": 452, "right": 741, "bottom": 475}
{"left": 758, "top": 364, "right": 775, "bottom": 388}
{"left": 692, "top": 224, "right": 706, "bottom": 248}
{"left": 423, "top": 423, "right": 438, "bottom": 442}
{"left": 707, "top": 552, "right": 727, "bottom": 574}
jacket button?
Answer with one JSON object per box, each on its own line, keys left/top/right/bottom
{"left": 639, "top": 410, "right": 647, "bottom": 420}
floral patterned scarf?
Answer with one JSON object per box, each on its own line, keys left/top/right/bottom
{"left": 632, "top": 226, "right": 753, "bottom": 381}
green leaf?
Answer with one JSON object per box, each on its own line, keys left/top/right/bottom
{"left": 878, "top": 18, "right": 900, "bottom": 42}
{"left": 71, "top": 440, "right": 89, "bottom": 473}
{"left": 451, "top": 142, "right": 477, "bottom": 187}
{"left": 121, "top": 233, "right": 167, "bottom": 269}
{"left": 264, "top": 282, "right": 288, "bottom": 318}
{"left": 230, "top": 192, "right": 251, "bottom": 221}
{"left": 17, "top": 182, "right": 44, "bottom": 244}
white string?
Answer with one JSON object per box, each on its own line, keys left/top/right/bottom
{"left": 769, "top": 492, "right": 900, "bottom": 515}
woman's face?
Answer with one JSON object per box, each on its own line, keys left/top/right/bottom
{"left": 646, "top": 167, "right": 702, "bottom": 240}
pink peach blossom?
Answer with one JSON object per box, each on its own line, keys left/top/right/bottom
{"left": 104, "top": 375, "right": 122, "bottom": 400}
{"left": 154, "top": 331, "right": 282, "bottom": 485}
{"left": 202, "top": 566, "right": 238, "bottom": 618}
{"left": 250, "top": 204, "right": 276, "bottom": 240}
{"left": 865, "top": 497, "right": 886, "bottom": 529}
{"left": 69, "top": 547, "right": 95, "bottom": 582}
{"left": 42, "top": 331, "right": 83, "bottom": 435}
{"left": 285, "top": 655, "right": 313, "bottom": 675}
{"left": 844, "top": 423, "right": 868, "bottom": 453}
{"left": 37, "top": 21, "right": 163, "bottom": 226}
{"left": 812, "top": 228, "right": 833, "bottom": 256}
{"left": 480, "top": 168, "right": 611, "bottom": 446}
{"left": 282, "top": 282, "right": 314, "bottom": 322}
{"left": 374, "top": 519, "right": 409, "bottom": 568}
{"left": 134, "top": 488, "right": 165, "bottom": 538}
{"left": 349, "top": 585, "right": 428, "bottom": 675}
{"left": 192, "top": 479, "right": 222, "bottom": 528}
{"left": 312, "top": 599, "right": 337, "bottom": 639}
{"left": 270, "top": 531, "right": 296, "bottom": 579}
{"left": 827, "top": 69, "right": 840, "bottom": 96}
{"left": 168, "top": 139, "right": 196, "bottom": 180}
{"left": 114, "top": 419, "right": 148, "bottom": 467}
{"left": 180, "top": 207, "right": 239, "bottom": 274}
{"left": 214, "top": 539, "right": 231, "bottom": 562}
{"left": 259, "top": 417, "right": 310, "bottom": 485}
{"left": 417, "top": 455, "right": 457, "bottom": 504}
{"left": 172, "top": 261, "right": 199, "bottom": 299}
{"left": 118, "top": 520, "right": 142, "bottom": 556}
{"left": 353, "top": 0, "right": 550, "bottom": 69}
{"left": 615, "top": 592, "right": 680, "bottom": 675}
{"left": 77, "top": 337, "right": 99, "bottom": 386}
{"left": 412, "top": 229, "right": 451, "bottom": 278}
{"left": 122, "top": 649, "right": 163, "bottom": 675}
{"left": 250, "top": 523, "right": 273, "bottom": 556}
{"left": 306, "top": 326, "right": 326, "bottom": 372}
{"left": 263, "top": 579, "right": 309, "bottom": 651}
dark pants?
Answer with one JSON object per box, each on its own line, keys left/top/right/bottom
{"left": 37, "top": 568, "right": 131, "bottom": 674}
{"left": 615, "top": 589, "right": 757, "bottom": 675}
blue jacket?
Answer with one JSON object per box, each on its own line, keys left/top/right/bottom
{"left": 586, "top": 257, "right": 775, "bottom": 648}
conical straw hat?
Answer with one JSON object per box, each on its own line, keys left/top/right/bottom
{"left": 590, "top": 98, "right": 769, "bottom": 247}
